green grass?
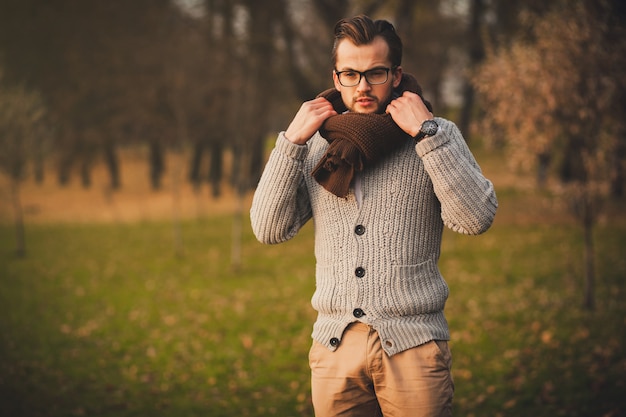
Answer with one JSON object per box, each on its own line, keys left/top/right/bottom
{"left": 1, "top": 203, "right": 625, "bottom": 416}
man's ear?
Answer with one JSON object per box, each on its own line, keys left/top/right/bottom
{"left": 333, "top": 70, "right": 343, "bottom": 91}
{"left": 392, "top": 66, "right": 403, "bottom": 88}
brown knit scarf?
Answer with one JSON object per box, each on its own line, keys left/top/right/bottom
{"left": 311, "top": 73, "right": 433, "bottom": 198}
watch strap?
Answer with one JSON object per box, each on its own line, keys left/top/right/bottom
{"left": 413, "top": 119, "right": 438, "bottom": 142}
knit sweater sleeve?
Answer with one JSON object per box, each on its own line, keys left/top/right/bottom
{"left": 250, "top": 132, "right": 313, "bottom": 244}
{"left": 415, "top": 117, "right": 498, "bottom": 235}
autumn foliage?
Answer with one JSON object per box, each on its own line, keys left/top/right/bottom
{"left": 473, "top": 0, "right": 626, "bottom": 309}
{"left": 474, "top": 0, "right": 626, "bottom": 189}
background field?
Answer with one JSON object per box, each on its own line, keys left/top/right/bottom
{"left": 1, "top": 147, "right": 625, "bottom": 417}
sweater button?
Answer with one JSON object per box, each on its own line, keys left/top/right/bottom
{"left": 354, "top": 225, "right": 365, "bottom": 235}
{"left": 353, "top": 308, "right": 365, "bottom": 318}
{"left": 355, "top": 267, "right": 365, "bottom": 278}
{"left": 330, "top": 337, "right": 340, "bottom": 347}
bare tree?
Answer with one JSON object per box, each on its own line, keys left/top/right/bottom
{"left": 474, "top": 0, "right": 626, "bottom": 309}
{"left": 0, "top": 79, "right": 47, "bottom": 257}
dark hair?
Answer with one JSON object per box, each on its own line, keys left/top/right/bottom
{"left": 332, "top": 15, "right": 403, "bottom": 67}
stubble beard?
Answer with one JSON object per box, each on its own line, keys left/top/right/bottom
{"left": 350, "top": 91, "right": 394, "bottom": 114}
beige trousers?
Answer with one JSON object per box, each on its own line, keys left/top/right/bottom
{"left": 309, "top": 322, "right": 454, "bottom": 417}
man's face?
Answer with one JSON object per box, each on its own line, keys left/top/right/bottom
{"left": 333, "top": 36, "right": 402, "bottom": 114}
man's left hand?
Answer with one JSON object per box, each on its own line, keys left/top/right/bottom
{"left": 386, "top": 91, "right": 433, "bottom": 137}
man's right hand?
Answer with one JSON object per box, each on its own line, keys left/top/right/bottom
{"left": 284, "top": 97, "right": 337, "bottom": 145}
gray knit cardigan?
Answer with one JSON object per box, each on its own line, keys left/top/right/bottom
{"left": 250, "top": 117, "right": 498, "bottom": 356}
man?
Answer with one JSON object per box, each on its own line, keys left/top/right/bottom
{"left": 250, "top": 15, "right": 497, "bottom": 417}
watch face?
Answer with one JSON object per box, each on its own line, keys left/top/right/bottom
{"left": 422, "top": 120, "right": 438, "bottom": 136}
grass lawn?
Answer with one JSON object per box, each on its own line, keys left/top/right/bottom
{"left": 1, "top": 152, "right": 625, "bottom": 416}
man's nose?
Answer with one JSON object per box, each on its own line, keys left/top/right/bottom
{"left": 356, "top": 75, "right": 372, "bottom": 92}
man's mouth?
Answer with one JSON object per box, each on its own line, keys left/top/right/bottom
{"left": 355, "top": 96, "right": 376, "bottom": 106}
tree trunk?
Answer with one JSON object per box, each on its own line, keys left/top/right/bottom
{"left": 609, "top": 131, "right": 625, "bottom": 197}
{"left": 582, "top": 195, "right": 595, "bottom": 310}
{"left": 230, "top": 190, "right": 244, "bottom": 272}
{"left": 209, "top": 141, "right": 223, "bottom": 198}
{"left": 536, "top": 153, "right": 551, "bottom": 188}
{"left": 149, "top": 140, "right": 165, "bottom": 190}
{"left": 189, "top": 141, "right": 204, "bottom": 190}
{"left": 248, "top": 135, "right": 265, "bottom": 189}
{"left": 58, "top": 152, "right": 73, "bottom": 186}
{"left": 10, "top": 178, "right": 26, "bottom": 257}
{"left": 459, "top": 0, "right": 486, "bottom": 139}
{"left": 103, "top": 141, "right": 120, "bottom": 189}
{"left": 34, "top": 141, "right": 45, "bottom": 184}
{"left": 229, "top": 140, "right": 247, "bottom": 272}
{"left": 171, "top": 147, "right": 184, "bottom": 259}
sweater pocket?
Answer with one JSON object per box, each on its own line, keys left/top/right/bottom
{"left": 385, "top": 260, "right": 449, "bottom": 316}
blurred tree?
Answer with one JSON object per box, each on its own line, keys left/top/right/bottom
{"left": 0, "top": 0, "right": 181, "bottom": 189}
{"left": 391, "top": 0, "right": 465, "bottom": 112}
{"left": 0, "top": 0, "right": 556, "bottom": 202}
{"left": 456, "top": 0, "right": 485, "bottom": 138}
{"left": 473, "top": 0, "right": 626, "bottom": 309}
{"left": 186, "top": 0, "right": 236, "bottom": 196}
{"left": 452, "top": 0, "right": 555, "bottom": 139}
{"left": 0, "top": 77, "right": 48, "bottom": 256}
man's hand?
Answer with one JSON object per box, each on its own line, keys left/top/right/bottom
{"left": 285, "top": 97, "right": 337, "bottom": 145}
{"left": 386, "top": 91, "right": 433, "bottom": 137}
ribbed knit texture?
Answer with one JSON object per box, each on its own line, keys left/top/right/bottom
{"left": 250, "top": 117, "right": 498, "bottom": 356}
{"left": 312, "top": 74, "right": 432, "bottom": 197}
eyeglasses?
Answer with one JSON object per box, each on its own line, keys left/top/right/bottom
{"left": 334, "top": 67, "right": 395, "bottom": 87}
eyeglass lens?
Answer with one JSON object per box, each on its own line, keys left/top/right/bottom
{"left": 337, "top": 68, "right": 389, "bottom": 87}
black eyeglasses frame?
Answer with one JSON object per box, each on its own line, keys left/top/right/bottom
{"left": 334, "top": 66, "right": 398, "bottom": 87}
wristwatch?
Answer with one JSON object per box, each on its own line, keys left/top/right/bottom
{"left": 413, "top": 119, "right": 439, "bottom": 142}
